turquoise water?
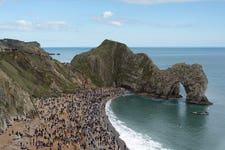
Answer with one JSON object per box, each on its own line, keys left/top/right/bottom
{"left": 45, "top": 47, "right": 225, "bottom": 150}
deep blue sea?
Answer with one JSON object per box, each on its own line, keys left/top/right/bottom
{"left": 45, "top": 47, "right": 225, "bottom": 150}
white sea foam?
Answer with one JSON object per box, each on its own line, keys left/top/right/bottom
{"left": 105, "top": 99, "right": 171, "bottom": 150}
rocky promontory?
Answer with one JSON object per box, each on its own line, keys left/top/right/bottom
{"left": 71, "top": 39, "right": 212, "bottom": 105}
{"left": 0, "top": 38, "right": 212, "bottom": 130}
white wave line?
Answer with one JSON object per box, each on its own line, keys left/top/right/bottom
{"left": 105, "top": 99, "right": 171, "bottom": 150}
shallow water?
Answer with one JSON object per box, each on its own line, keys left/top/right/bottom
{"left": 45, "top": 47, "right": 225, "bottom": 150}
{"left": 108, "top": 47, "right": 225, "bottom": 150}
{"left": 108, "top": 95, "right": 225, "bottom": 150}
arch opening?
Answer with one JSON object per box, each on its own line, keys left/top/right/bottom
{"left": 119, "top": 84, "right": 134, "bottom": 92}
{"left": 179, "top": 83, "right": 187, "bottom": 98}
{"left": 167, "top": 82, "right": 188, "bottom": 99}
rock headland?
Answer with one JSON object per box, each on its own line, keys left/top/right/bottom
{"left": 0, "top": 38, "right": 212, "bottom": 149}
{"left": 72, "top": 39, "right": 212, "bottom": 105}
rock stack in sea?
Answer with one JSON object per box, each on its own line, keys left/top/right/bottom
{"left": 71, "top": 39, "right": 212, "bottom": 105}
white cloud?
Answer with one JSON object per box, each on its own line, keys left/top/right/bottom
{"left": 122, "top": 0, "right": 203, "bottom": 4}
{"left": 16, "top": 20, "right": 32, "bottom": 26}
{"left": 0, "top": 20, "right": 69, "bottom": 31}
{"left": 103, "top": 11, "right": 113, "bottom": 18}
{"left": 94, "top": 11, "right": 124, "bottom": 27}
{"left": 36, "top": 21, "right": 67, "bottom": 30}
{"left": 110, "top": 21, "right": 123, "bottom": 26}
{"left": 0, "top": 20, "right": 32, "bottom": 31}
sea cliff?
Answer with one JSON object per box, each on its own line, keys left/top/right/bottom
{"left": 71, "top": 39, "right": 212, "bottom": 105}
{"left": 0, "top": 39, "right": 88, "bottom": 130}
{"left": 0, "top": 38, "right": 212, "bottom": 136}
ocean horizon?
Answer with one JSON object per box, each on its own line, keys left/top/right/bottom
{"left": 2, "top": 1, "right": 225, "bottom": 149}
{"left": 44, "top": 46, "right": 225, "bottom": 62}
{"left": 45, "top": 47, "right": 225, "bottom": 150}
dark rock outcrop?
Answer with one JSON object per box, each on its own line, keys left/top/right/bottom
{"left": 71, "top": 39, "right": 212, "bottom": 105}
{"left": 0, "top": 39, "right": 47, "bottom": 56}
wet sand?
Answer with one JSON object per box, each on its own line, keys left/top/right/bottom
{"left": 0, "top": 88, "right": 128, "bottom": 150}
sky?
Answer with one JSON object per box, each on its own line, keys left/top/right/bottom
{"left": 0, "top": 0, "right": 225, "bottom": 47}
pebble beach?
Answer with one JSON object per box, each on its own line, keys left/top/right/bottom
{"left": 0, "top": 88, "right": 128, "bottom": 150}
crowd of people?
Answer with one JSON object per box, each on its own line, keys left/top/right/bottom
{"left": 10, "top": 87, "right": 127, "bottom": 150}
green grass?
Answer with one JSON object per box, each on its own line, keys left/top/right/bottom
{"left": 0, "top": 51, "right": 80, "bottom": 98}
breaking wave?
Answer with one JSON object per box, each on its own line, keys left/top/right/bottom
{"left": 105, "top": 99, "right": 170, "bottom": 150}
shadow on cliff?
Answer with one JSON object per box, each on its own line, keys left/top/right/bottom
{"left": 71, "top": 39, "right": 213, "bottom": 105}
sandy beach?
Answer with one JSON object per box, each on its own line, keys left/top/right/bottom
{"left": 0, "top": 88, "right": 128, "bottom": 150}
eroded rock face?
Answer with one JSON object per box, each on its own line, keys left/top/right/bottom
{"left": 0, "top": 39, "right": 90, "bottom": 129}
{"left": 0, "top": 39, "right": 48, "bottom": 56}
{"left": 146, "top": 63, "right": 212, "bottom": 105}
{"left": 0, "top": 70, "right": 35, "bottom": 129}
{"left": 71, "top": 39, "right": 212, "bottom": 105}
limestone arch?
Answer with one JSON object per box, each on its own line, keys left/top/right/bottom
{"left": 165, "top": 64, "right": 212, "bottom": 105}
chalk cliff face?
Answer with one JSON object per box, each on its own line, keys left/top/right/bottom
{"left": 71, "top": 39, "right": 212, "bottom": 105}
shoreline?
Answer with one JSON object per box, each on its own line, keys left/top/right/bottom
{"left": 102, "top": 96, "right": 129, "bottom": 150}
{"left": 0, "top": 88, "right": 129, "bottom": 150}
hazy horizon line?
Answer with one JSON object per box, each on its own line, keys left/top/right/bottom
{"left": 43, "top": 46, "right": 225, "bottom": 48}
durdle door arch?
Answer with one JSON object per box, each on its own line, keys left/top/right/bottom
{"left": 161, "top": 64, "right": 212, "bottom": 105}
{"left": 71, "top": 39, "right": 212, "bottom": 105}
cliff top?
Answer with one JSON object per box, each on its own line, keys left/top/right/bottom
{"left": 0, "top": 39, "right": 47, "bottom": 56}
